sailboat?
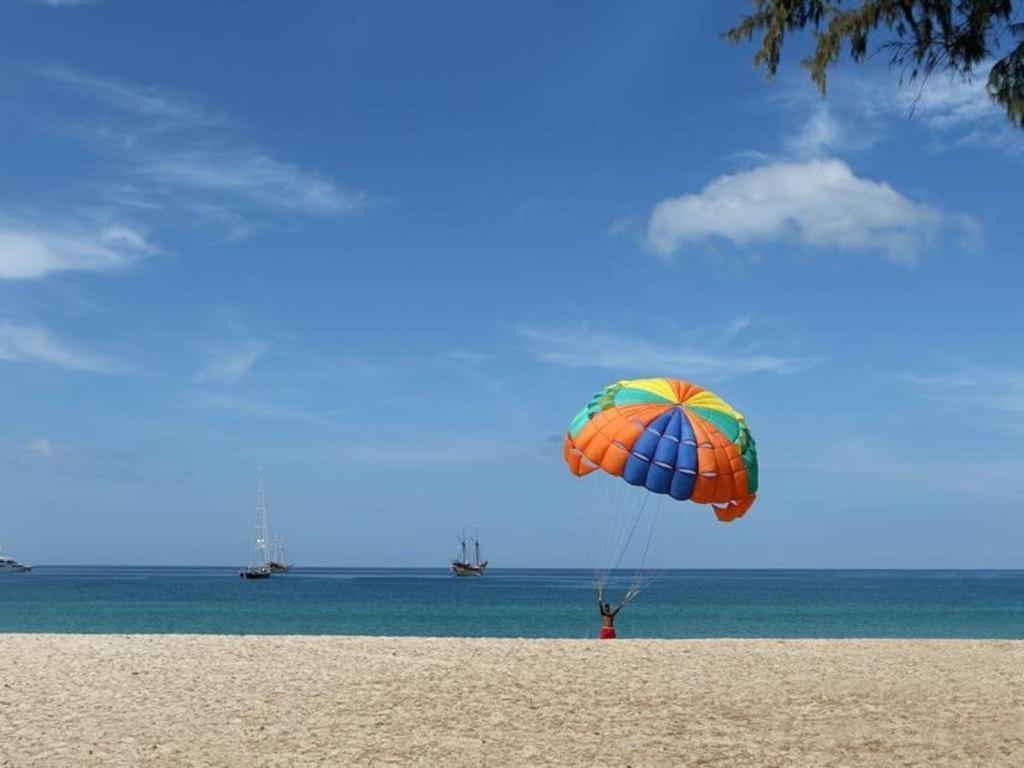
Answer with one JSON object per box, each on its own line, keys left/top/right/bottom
{"left": 239, "top": 467, "right": 273, "bottom": 579}
{"left": 450, "top": 529, "right": 487, "bottom": 577}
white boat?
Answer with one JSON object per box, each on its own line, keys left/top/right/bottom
{"left": 0, "top": 548, "right": 32, "bottom": 573}
{"left": 240, "top": 467, "right": 273, "bottom": 579}
{"left": 450, "top": 529, "right": 487, "bottom": 577}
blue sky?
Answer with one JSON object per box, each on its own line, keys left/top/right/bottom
{"left": 1, "top": 1, "right": 1021, "bottom": 567}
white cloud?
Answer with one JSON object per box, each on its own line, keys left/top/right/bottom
{"left": 195, "top": 340, "right": 267, "bottom": 386}
{"left": 36, "top": 64, "right": 211, "bottom": 127}
{"left": 184, "top": 392, "right": 323, "bottom": 424}
{"left": 774, "top": 432, "right": 1024, "bottom": 505}
{"left": 901, "top": 75, "right": 999, "bottom": 130}
{"left": 847, "top": 69, "right": 1023, "bottom": 155}
{"left": 0, "top": 438, "right": 145, "bottom": 480}
{"left": 906, "top": 76, "right": 1022, "bottom": 155}
{"left": 178, "top": 202, "right": 254, "bottom": 241}
{"left": 722, "top": 315, "right": 753, "bottom": 341}
{"left": 646, "top": 159, "right": 951, "bottom": 263}
{"left": 800, "top": 67, "right": 1021, "bottom": 156}
{"left": 786, "top": 107, "right": 847, "bottom": 157}
{"left": 607, "top": 217, "right": 634, "bottom": 236}
{"left": 35, "top": 66, "right": 368, "bottom": 230}
{"left": 904, "top": 365, "right": 1024, "bottom": 417}
{"left": 146, "top": 149, "right": 366, "bottom": 216}
{"left": 0, "top": 321, "right": 131, "bottom": 374}
{"left": 443, "top": 349, "right": 493, "bottom": 364}
{"left": 26, "top": 438, "right": 55, "bottom": 457}
{"left": 518, "top": 324, "right": 810, "bottom": 379}
{"left": 0, "top": 438, "right": 64, "bottom": 471}
{"left": 334, "top": 436, "right": 540, "bottom": 466}
{"left": 0, "top": 221, "right": 153, "bottom": 280}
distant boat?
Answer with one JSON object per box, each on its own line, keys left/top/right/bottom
{"left": 268, "top": 539, "right": 292, "bottom": 574}
{"left": 0, "top": 548, "right": 31, "bottom": 574}
{"left": 450, "top": 529, "right": 487, "bottom": 577}
{"left": 239, "top": 467, "right": 273, "bottom": 580}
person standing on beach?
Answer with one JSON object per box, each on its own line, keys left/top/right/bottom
{"left": 599, "top": 601, "right": 621, "bottom": 639}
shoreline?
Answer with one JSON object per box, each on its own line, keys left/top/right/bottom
{"left": 3, "top": 630, "right": 1024, "bottom": 640}
{"left": 2, "top": 635, "right": 1022, "bottom": 766}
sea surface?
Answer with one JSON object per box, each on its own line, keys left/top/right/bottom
{"left": 1, "top": 568, "right": 1022, "bottom": 638}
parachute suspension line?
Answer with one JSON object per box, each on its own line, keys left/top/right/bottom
{"left": 585, "top": 484, "right": 604, "bottom": 598}
{"left": 603, "top": 490, "right": 622, "bottom": 598}
{"left": 581, "top": 407, "right": 654, "bottom": 602}
{"left": 589, "top": 516, "right": 605, "bottom": 603}
{"left": 622, "top": 495, "right": 661, "bottom": 608}
{"left": 589, "top": 479, "right": 610, "bottom": 600}
{"left": 605, "top": 489, "right": 650, "bottom": 598}
{"left": 589, "top": 480, "right": 616, "bottom": 601}
{"left": 586, "top": 471, "right": 660, "bottom": 609}
{"left": 592, "top": 476, "right": 637, "bottom": 601}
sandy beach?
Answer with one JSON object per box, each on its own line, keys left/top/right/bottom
{"left": 1, "top": 635, "right": 1021, "bottom": 767}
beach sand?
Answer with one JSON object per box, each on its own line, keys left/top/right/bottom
{"left": 1, "top": 635, "right": 1022, "bottom": 767}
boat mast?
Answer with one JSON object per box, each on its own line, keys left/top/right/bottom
{"left": 474, "top": 528, "right": 481, "bottom": 567}
{"left": 252, "top": 466, "right": 270, "bottom": 568}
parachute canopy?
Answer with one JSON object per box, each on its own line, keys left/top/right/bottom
{"left": 563, "top": 377, "right": 757, "bottom": 522}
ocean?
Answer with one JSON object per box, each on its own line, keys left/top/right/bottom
{"left": 1, "top": 567, "right": 1022, "bottom": 638}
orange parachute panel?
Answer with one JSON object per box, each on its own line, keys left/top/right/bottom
{"left": 564, "top": 377, "right": 758, "bottom": 521}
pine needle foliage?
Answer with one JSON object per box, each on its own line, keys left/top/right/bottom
{"left": 725, "top": 1, "right": 1024, "bottom": 128}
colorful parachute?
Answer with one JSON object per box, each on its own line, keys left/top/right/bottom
{"left": 564, "top": 377, "right": 758, "bottom": 522}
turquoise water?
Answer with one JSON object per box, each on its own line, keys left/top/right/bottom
{"left": 1, "top": 568, "right": 1022, "bottom": 638}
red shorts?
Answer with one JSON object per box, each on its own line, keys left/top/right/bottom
{"left": 599, "top": 626, "right": 616, "bottom": 640}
